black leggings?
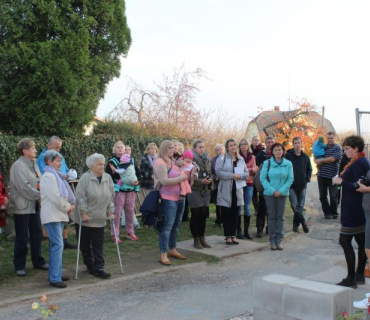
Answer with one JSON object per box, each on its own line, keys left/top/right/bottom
{"left": 190, "top": 207, "right": 209, "bottom": 238}
{"left": 339, "top": 232, "right": 366, "bottom": 280}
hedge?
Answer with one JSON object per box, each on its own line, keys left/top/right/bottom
{"left": 0, "top": 134, "right": 170, "bottom": 183}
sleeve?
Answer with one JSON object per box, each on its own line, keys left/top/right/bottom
{"left": 154, "top": 164, "right": 183, "bottom": 186}
{"left": 36, "top": 155, "right": 45, "bottom": 174}
{"left": 115, "top": 168, "right": 126, "bottom": 174}
{"left": 106, "top": 176, "right": 115, "bottom": 214}
{"left": 0, "top": 187, "right": 7, "bottom": 206}
{"left": 135, "top": 165, "right": 142, "bottom": 182}
{"left": 260, "top": 161, "right": 275, "bottom": 195}
{"left": 12, "top": 164, "right": 40, "bottom": 201}
{"left": 333, "top": 146, "right": 342, "bottom": 161}
{"left": 41, "top": 175, "right": 71, "bottom": 213}
{"left": 278, "top": 162, "right": 294, "bottom": 194}
{"left": 105, "top": 158, "right": 116, "bottom": 179}
{"left": 238, "top": 158, "right": 249, "bottom": 180}
{"left": 215, "top": 156, "right": 234, "bottom": 180}
{"left": 62, "top": 158, "right": 69, "bottom": 173}
{"left": 306, "top": 156, "right": 313, "bottom": 182}
{"left": 75, "top": 174, "right": 88, "bottom": 214}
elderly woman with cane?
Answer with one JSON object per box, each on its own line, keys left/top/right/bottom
{"left": 72, "top": 153, "right": 115, "bottom": 278}
{"left": 40, "top": 150, "right": 76, "bottom": 288}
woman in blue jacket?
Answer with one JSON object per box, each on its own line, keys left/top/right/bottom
{"left": 260, "top": 142, "right": 293, "bottom": 251}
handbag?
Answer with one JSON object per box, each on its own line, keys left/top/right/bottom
{"left": 253, "top": 159, "right": 271, "bottom": 192}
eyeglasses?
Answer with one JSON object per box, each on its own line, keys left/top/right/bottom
{"left": 240, "top": 143, "right": 248, "bottom": 146}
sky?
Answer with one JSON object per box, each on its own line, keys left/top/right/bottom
{"left": 97, "top": 0, "right": 370, "bottom": 133}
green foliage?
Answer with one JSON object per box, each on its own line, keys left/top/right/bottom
{"left": 0, "top": 134, "right": 165, "bottom": 183}
{"left": 0, "top": 0, "right": 131, "bottom": 136}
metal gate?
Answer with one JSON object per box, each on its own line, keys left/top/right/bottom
{"left": 356, "top": 108, "right": 370, "bottom": 156}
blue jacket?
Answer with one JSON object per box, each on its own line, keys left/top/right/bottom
{"left": 260, "top": 157, "right": 294, "bottom": 196}
{"left": 313, "top": 140, "right": 326, "bottom": 158}
{"left": 37, "top": 147, "right": 69, "bottom": 175}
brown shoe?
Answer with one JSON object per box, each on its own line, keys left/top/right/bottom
{"left": 159, "top": 259, "right": 171, "bottom": 266}
{"left": 199, "top": 237, "right": 212, "bottom": 248}
{"left": 167, "top": 251, "right": 186, "bottom": 260}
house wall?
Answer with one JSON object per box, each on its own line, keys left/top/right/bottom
{"left": 245, "top": 123, "right": 260, "bottom": 143}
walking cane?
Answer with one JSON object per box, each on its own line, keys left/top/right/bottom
{"left": 111, "top": 216, "right": 124, "bottom": 274}
{"left": 75, "top": 198, "right": 85, "bottom": 280}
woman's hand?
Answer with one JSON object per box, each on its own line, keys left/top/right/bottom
{"left": 273, "top": 191, "right": 282, "bottom": 197}
{"left": 332, "top": 176, "right": 342, "bottom": 185}
{"left": 109, "top": 163, "right": 116, "bottom": 174}
{"left": 233, "top": 174, "right": 241, "bottom": 181}
{"left": 2, "top": 197, "right": 9, "bottom": 206}
{"left": 356, "top": 181, "right": 370, "bottom": 193}
{"left": 202, "top": 178, "right": 212, "bottom": 185}
{"left": 107, "top": 213, "right": 114, "bottom": 220}
{"left": 82, "top": 213, "right": 91, "bottom": 222}
{"left": 68, "top": 204, "right": 75, "bottom": 215}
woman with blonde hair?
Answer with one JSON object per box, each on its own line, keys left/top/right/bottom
{"left": 140, "top": 142, "right": 158, "bottom": 195}
{"left": 154, "top": 140, "right": 189, "bottom": 265}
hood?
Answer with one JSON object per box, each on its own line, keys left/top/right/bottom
{"left": 286, "top": 148, "right": 305, "bottom": 157}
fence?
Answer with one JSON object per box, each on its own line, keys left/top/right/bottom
{"left": 355, "top": 108, "right": 370, "bottom": 157}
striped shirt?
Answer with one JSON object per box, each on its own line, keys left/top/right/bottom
{"left": 317, "top": 144, "right": 342, "bottom": 179}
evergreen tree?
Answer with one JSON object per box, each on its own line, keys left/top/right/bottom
{"left": 0, "top": 0, "right": 131, "bottom": 135}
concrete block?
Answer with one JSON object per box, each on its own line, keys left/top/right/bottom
{"left": 253, "top": 274, "right": 299, "bottom": 313}
{"left": 283, "top": 279, "right": 353, "bottom": 320}
{"left": 253, "top": 307, "right": 299, "bottom": 320}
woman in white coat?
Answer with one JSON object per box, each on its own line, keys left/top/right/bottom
{"left": 216, "top": 139, "right": 249, "bottom": 245}
{"left": 40, "top": 150, "right": 76, "bottom": 288}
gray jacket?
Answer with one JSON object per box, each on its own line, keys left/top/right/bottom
{"left": 72, "top": 171, "right": 115, "bottom": 228}
{"left": 9, "top": 156, "right": 41, "bottom": 214}
{"left": 215, "top": 153, "right": 249, "bottom": 208}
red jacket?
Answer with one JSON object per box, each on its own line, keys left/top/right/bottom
{"left": 0, "top": 171, "right": 8, "bottom": 206}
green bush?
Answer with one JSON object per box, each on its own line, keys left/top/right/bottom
{"left": 0, "top": 134, "right": 167, "bottom": 183}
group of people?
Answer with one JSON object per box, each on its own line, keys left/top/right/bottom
{"left": 2, "top": 132, "right": 370, "bottom": 300}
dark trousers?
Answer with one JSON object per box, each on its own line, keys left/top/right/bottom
{"left": 317, "top": 176, "right": 338, "bottom": 217}
{"left": 252, "top": 185, "right": 259, "bottom": 213}
{"left": 221, "top": 189, "right": 239, "bottom": 237}
{"left": 75, "top": 224, "right": 105, "bottom": 271}
{"left": 182, "top": 197, "right": 190, "bottom": 222}
{"left": 215, "top": 205, "right": 222, "bottom": 225}
{"left": 256, "top": 193, "right": 267, "bottom": 231}
{"left": 190, "top": 207, "right": 208, "bottom": 237}
{"left": 14, "top": 211, "right": 46, "bottom": 271}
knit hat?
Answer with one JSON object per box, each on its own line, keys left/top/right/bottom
{"left": 318, "top": 136, "right": 324, "bottom": 142}
{"left": 120, "top": 154, "right": 131, "bottom": 164}
{"left": 182, "top": 150, "right": 194, "bottom": 160}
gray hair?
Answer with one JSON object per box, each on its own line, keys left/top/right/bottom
{"left": 48, "top": 136, "right": 62, "bottom": 146}
{"left": 265, "top": 135, "right": 274, "bottom": 142}
{"left": 44, "top": 150, "right": 63, "bottom": 164}
{"left": 213, "top": 143, "right": 224, "bottom": 154}
{"left": 192, "top": 139, "right": 203, "bottom": 149}
{"left": 86, "top": 153, "right": 105, "bottom": 169}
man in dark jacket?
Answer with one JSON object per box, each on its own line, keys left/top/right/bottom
{"left": 285, "top": 137, "right": 312, "bottom": 233}
{"left": 255, "top": 135, "right": 275, "bottom": 238}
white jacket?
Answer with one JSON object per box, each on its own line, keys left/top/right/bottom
{"left": 40, "top": 172, "right": 71, "bottom": 224}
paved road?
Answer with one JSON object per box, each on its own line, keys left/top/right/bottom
{"left": 1, "top": 181, "right": 368, "bottom": 320}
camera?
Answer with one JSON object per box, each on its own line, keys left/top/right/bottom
{"left": 353, "top": 176, "right": 370, "bottom": 189}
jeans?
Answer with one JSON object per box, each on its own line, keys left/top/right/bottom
{"left": 238, "top": 186, "right": 253, "bottom": 217}
{"left": 265, "top": 196, "right": 287, "bottom": 244}
{"left": 289, "top": 188, "right": 307, "bottom": 227}
{"left": 159, "top": 199, "right": 185, "bottom": 253}
{"left": 45, "top": 222, "right": 64, "bottom": 283}
{"left": 317, "top": 176, "right": 338, "bottom": 216}
{"left": 14, "top": 210, "right": 46, "bottom": 271}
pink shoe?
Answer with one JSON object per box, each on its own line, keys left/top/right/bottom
{"left": 112, "top": 236, "right": 122, "bottom": 244}
{"left": 126, "top": 233, "right": 138, "bottom": 241}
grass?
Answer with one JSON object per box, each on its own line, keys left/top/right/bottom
{"left": 0, "top": 202, "right": 293, "bottom": 300}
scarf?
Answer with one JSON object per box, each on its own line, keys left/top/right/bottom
{"left": 239, "top": 149, "right": 253, "bottom": 164}
{"left": 148, "top": 154, "right": 157, "bottom": 167}
{"left": 43, "top": 165, "right": 76, "bottom": 203}
{"left": 340, "top": 151, "right": 366, "bottom": 178}
{"left": 192, "top": 149, "right": 210, "bottom": 170}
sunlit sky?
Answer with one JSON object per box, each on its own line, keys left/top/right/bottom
{"left": 97, "top": 0, "right": 370, "bottom": 133}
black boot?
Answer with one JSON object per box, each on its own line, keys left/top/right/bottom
{"left": 244, "top": 216, "right": 253, "bottom": 240}
{"left": 237, "top": 216, "right": 243, "bottom": 239}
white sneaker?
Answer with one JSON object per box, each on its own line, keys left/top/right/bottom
{"left": 353, "top": 298, "right": 370, "bottom": 309}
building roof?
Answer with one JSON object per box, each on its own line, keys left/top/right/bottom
{"left": 251, "top": 110, "right": 335, "bottom": 136}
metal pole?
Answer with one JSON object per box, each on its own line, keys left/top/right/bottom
{"left": 355, "top": 108, "right": 361, "bottom": 135}
{"left": 321, "top": 106, "right": 325, "bottom": 127}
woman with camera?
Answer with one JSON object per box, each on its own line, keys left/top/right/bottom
{"left": 332, "top": 135, "right": 370, "bottom": 288}
{"left": 187, "top": 139, "right": 213, "bottom": 249}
